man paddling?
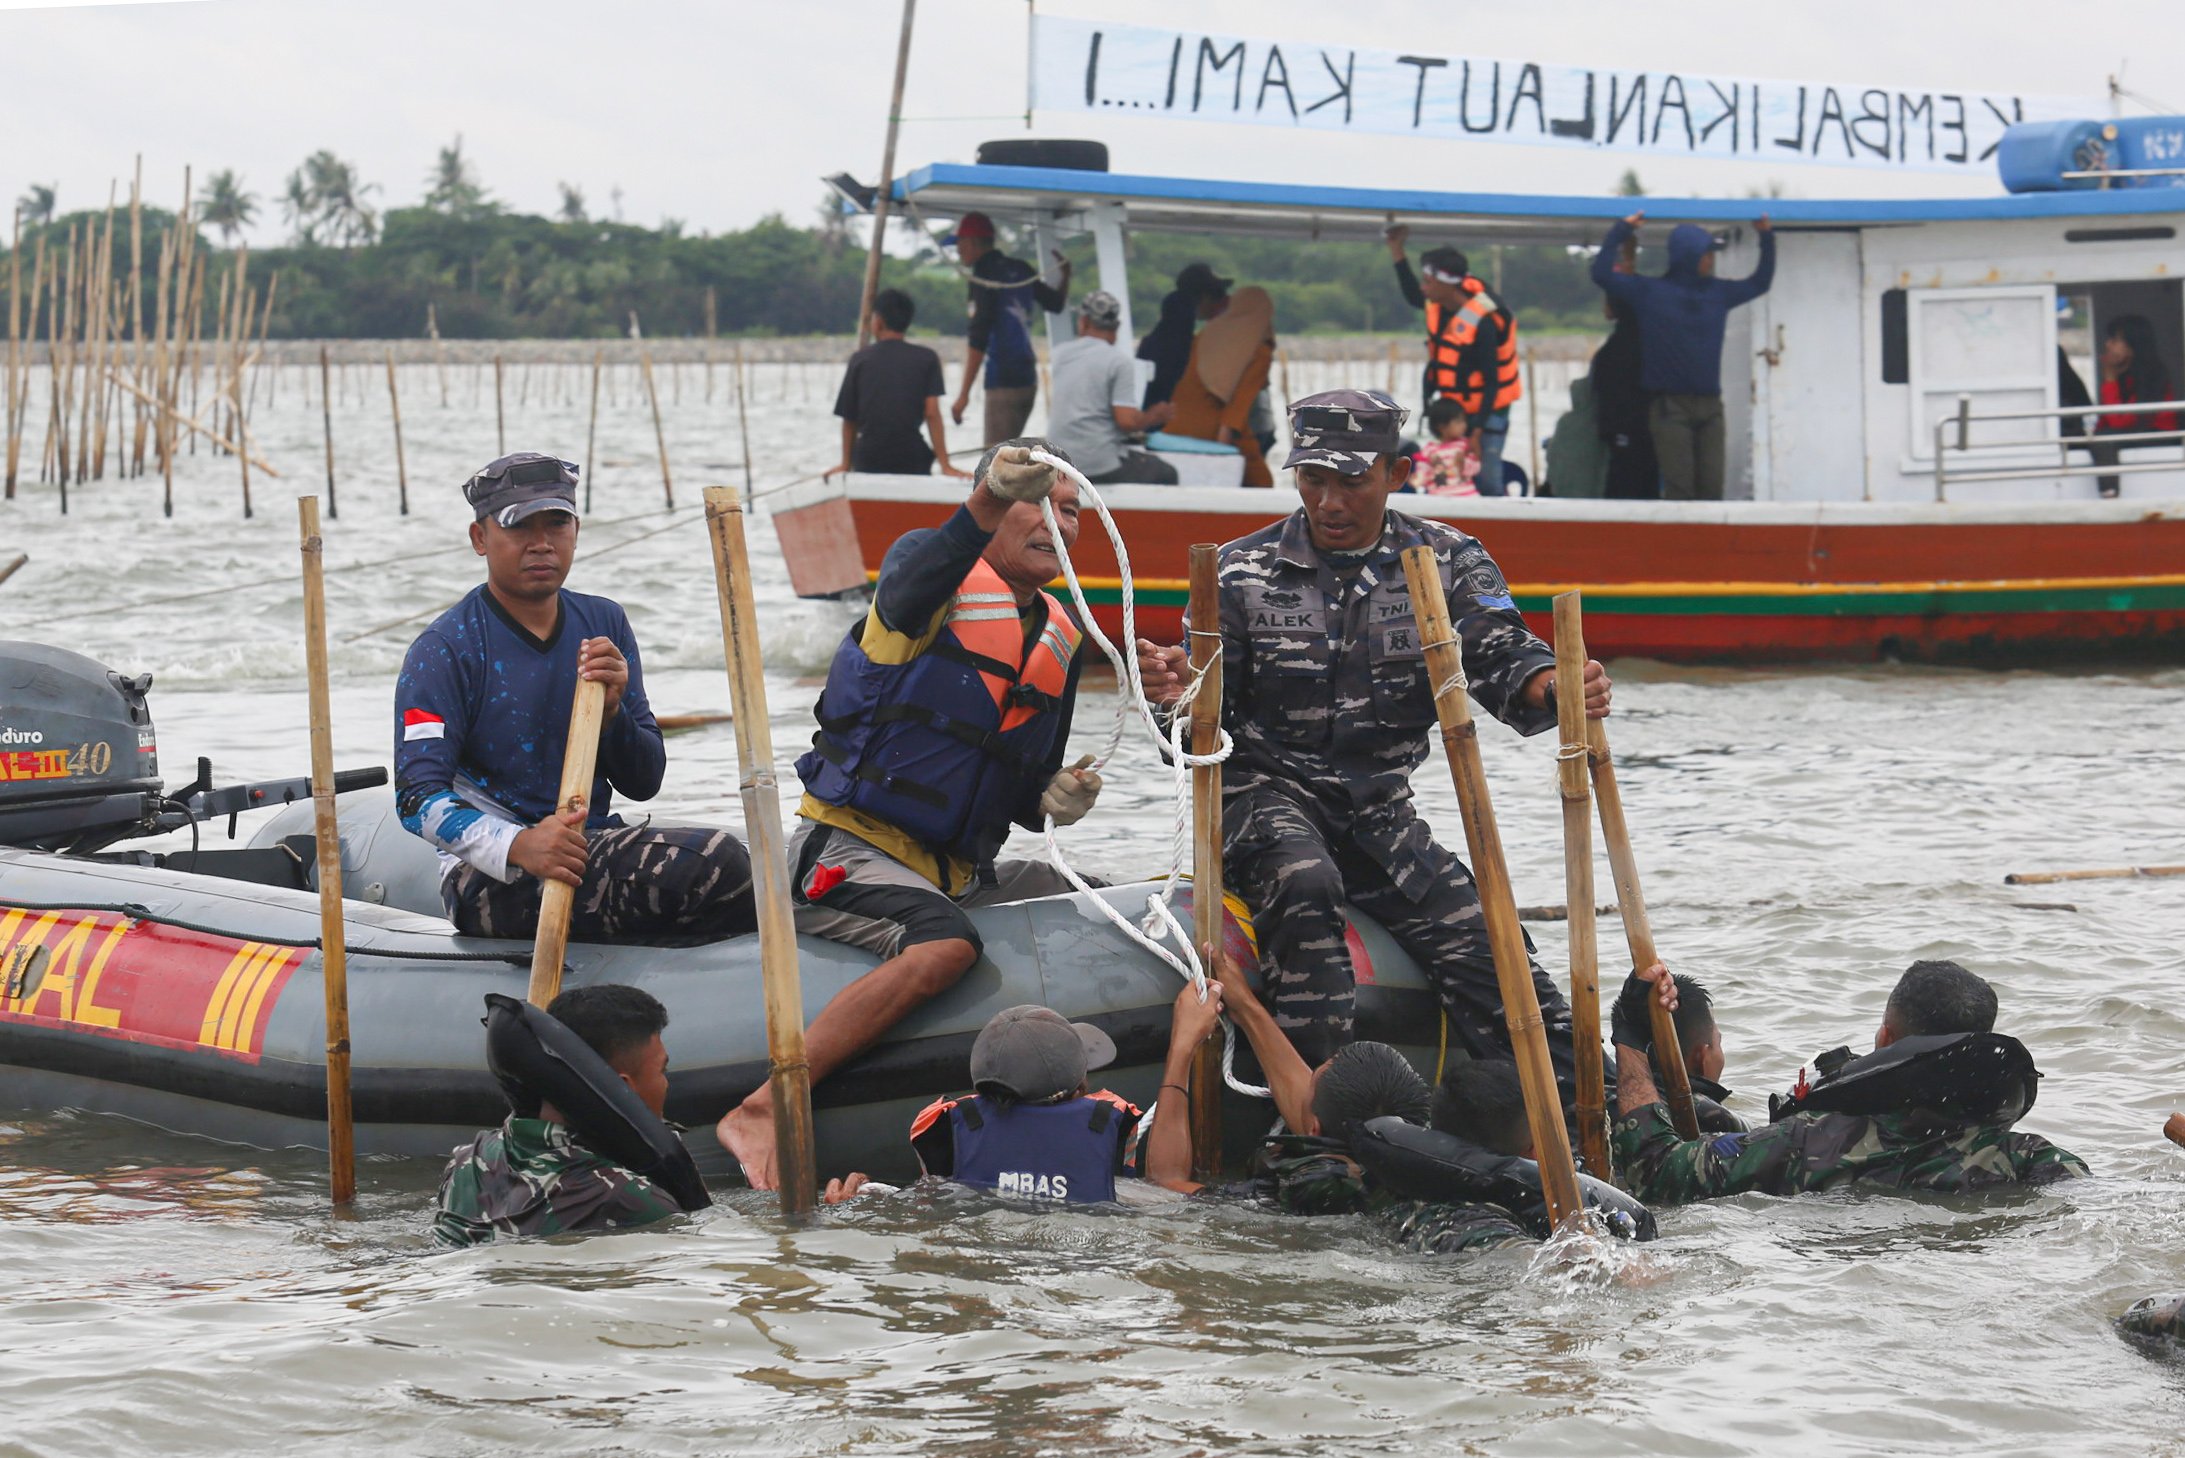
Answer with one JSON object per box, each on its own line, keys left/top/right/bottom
{"left": 717, "top": 441, "right": 1104, "bottom": 1188}
{"left": 395, "top": 452, "right": 755, "bottom": 941}
{"left": 1613, "top": 959, "right": 2088, "bottom": 1203}
{"left": 1134, "top": 389, "right": 1611, "bottom": 1084}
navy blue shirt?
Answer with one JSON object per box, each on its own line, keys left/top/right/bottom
{"left": 1590, "top": 220, "right": 1775, "bottom": 396}
{"left": 395, "top": 585, "right": 664, "bottom": 882}
{"left": 966, "top": 251, "right": 1065, "bottom": 390}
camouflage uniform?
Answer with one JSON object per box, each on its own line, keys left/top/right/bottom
{"left": 445, "top": 822, "right": 755, "bottom": 942}
{"left": 1204, "top": 487, "right": 1567, "bottom": 1067}
{"left": 1611, "top": 1101, "right": 2089, "bottom": 1207}
{"left": 432, "top": 1115, "right": 683, "bottom": 1247}
{"left": 1223, "top": 1134, "right": 1530, "bottom": 1255}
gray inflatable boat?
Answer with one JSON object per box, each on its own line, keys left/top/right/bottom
{"left": 0, "top": 641, "right": 1443, "bottom": 1183}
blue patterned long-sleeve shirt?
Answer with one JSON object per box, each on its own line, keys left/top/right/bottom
{"left": 395, "top": 585, "right": 664, "bottom": 883}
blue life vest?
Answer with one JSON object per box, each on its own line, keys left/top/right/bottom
{"left": 795, "top": 559, "right": 1080, "bottom": 866}
{"left": 934, "top": 1092, "right": 1134, "bottom": 1204}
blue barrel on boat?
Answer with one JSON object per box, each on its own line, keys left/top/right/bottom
{"left": 2000, "top": 116, "right": 2185, "bottom": 192}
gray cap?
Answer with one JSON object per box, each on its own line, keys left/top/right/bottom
{"left": 1078, "top": 289, "right": 1122, "bottom": 329}
{"left": 1283, "top": 389, "right": 1411, "bottom": 473}
{"left": 463, "top": 452, "right": 581, "bottom": 526}
{"left": 970, "top": 1005, "right": 1116, "bottom": 1104}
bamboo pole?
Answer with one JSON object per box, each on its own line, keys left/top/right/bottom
{"left": 0, "top": 553, "right": 25, "bottom": 588}
{"left": 494, "top": 353, "right": 506, "bottom": 455}
{"left": 385, "top": 349, "right": 408, "bottom": 514}
{"left": 1587, "top": 701, "right": 1699, "bottom": 1139}
{"left": 230, "top": 250, "right": 253, "bottom": 516}
{"left": 527, "top": 677, "right": 607, "bottom": 1007}
{"left": 1187, "top": 544, "right": 1226, "bottom": 1181}
{"left": 1526, "top": 351, "right": 1541, "bottom": 492}
{"left": 583, "top": 346, "right": 602, "bottom": 514}
{"left": 1552, "top": 593, "right": 1610, "bottom": 1179}
{"left": 10, "top": 229, "right": 42, "bottom": 499}
{"left": 5, "top": 207, "right": 19, "bottom": 499}
{"left": 856, "top": 0, "right": 918, "bottom": 348}
{"left": 102, "top": 365, "right": 278, "bottom": 475}
{"left": 704, "top": 484, "right": 819, "bottom": 1217}
{"left": 2004, "top": 864, "right": 2185, "bottom": 885}
{"left": 150, "top": 224, "right": 172, "bottom": 508}
{"left": 297, "top": 494, "right": 357, "bottom": 1205}
{"left": 638, "top": 346, "right": 673, "bottom": 508}
{"left": 319, "top": 345, "right": 336, "bottom": 518}
{"left": 127, "top": 161, "right": 145, "bottom": 476}
{"left": 1399, "top": 544, "right": 1584, "bottom": 1230}
{"left": 427, "top": 302, "right": 447, "bottom": 406}
{"left": 733, "top": 340, "right": 754, "bottom": 490}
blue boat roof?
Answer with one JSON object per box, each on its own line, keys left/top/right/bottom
{"left": 892, "top": 162, "right": 2185, "bottom": 241}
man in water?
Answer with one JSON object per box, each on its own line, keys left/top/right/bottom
{"left": 945, "top": 211, "right": 1072, "bottom": 446}
{"left": 717, "top": 442, "right": 1104, "bottom": 1188}
{"left": 1612, "top": 969, "right": 1744, "bottom": 1133}
{"left": 395, "top": 453, "right": 754, "bottom": 942}
{"left": 1135, "top": 390, "right": 1611, "bottom": 1083}
{"left": 434, "top": 984, "right": 682, "bottom": 1245}
{"left": 1613, "top": 959, "right": 2088, "bottom": 1203}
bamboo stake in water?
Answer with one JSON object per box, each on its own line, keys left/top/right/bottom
{"left": 639, "top": 347, "right": 673, "bottom": 508}
{"left": 427, "top": 302, "right": 447, "bottom": 406}
{"left": 230, "top": 249, "right": 252, "bottom": 516}
{"left": 1588, "top": 706, "right": 1700, "bottom": 1140}
{"left": 1552, "top": 592, "right": 1610, "bottom": 1179}
{"left": 297, "top": 494, "right": 357, "bottom": 1205}
{"left": 583, "top": 346, "right": 602, "bottom": 514}
{"left": 5, "top": 206, "right": 19, "bottom": 499}
{"left": 704, "top": 484, "right": 818, "bottom": 1218}
{"left": 319, "top": 344, "right": 337, "bottom": 518}
{"left": 733, "top": 340, "right": 754, "bottom": 491}
{"left": 1187, "top": 543, "right": 1226, "bottom": 1181}
{"left": 527, "top": 677, "right": 607, "bottom": 1007}
{"left": 385, "top": 349, "right": 408, "bottom": 515}
{"left": 127, "top": 159, "right": 146, "bottom": 476}
{"left": 1400, "top": 544, "right": 1585, "bottom": 1230}
{"left": 494, "top": 353, "right": 506, "bottom": 455}
{"left": 2004, "top": 864, "right": 2185, "bottom": 885}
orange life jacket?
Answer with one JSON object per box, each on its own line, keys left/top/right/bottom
{"left": 1425, "top": 279, "right": 1522, "bottom": 418}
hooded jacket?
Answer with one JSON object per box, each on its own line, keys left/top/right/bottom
{"left": 1590, "top": 220, "right": 1775, "bottom": 397}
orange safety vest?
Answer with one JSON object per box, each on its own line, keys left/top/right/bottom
{"left": 1424, "top": 279, "right": 1522, "bottom": 418}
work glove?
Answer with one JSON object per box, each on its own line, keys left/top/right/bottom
{"left": 1610, "top": 967, "right": 1659, "bottom": 1053}
{"left": 1039, "top": 755, "right": 1102, "bottom": 826}
{"left": 984, "top": 445, "right": 1057, "bottom": 503}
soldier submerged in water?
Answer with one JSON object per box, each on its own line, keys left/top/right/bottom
{"left": 1612, "top": 959, "right": 2088, "bottom": 1204}
{"left": 1135, "top": 388, "right": 1612, "bottom": 1084}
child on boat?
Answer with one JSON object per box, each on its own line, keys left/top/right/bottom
{"left": 1410, "top": 398, "right": 1480, "bottom": 497}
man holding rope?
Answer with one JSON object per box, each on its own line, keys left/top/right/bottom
{"left": 1137, "top": 389, "right": 1611, "bottom": 1081}
{"left": 718, "top": 440, "right": 1104, "bottom": 1188}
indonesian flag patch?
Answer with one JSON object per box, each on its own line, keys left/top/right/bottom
{"left": 402, "top": 708, "right": 446, "bottom": 742}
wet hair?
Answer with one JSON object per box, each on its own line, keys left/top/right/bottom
{"left": 1311, "top": 1041, "right": 1431, "bottom": 1143}
{"left": 1429, "top": 1058, "right": 1531, "bottom": 1156}
{"left": 973, "top": 435, "right": 1074, "bottom": 490}
{"left": 1424, "top": 398, "right": 1470, "bottom": 436}
{"left": 2105, "top": 314, "right": 2173, "bottom": 398}
{"left": 1420, "top": 246, "right": 1470, "bottom": 279}
{"left": 872, "top": 288, "right": 915, "bottom": 333}
{"left": 546, "top": 984, "right": 669, "bottom": 1072}
{"left": 1883, "top": 960, "right": 1997, "bottom": 1038}
{"left": 1671, "top": 974, "right": 1717, "bottom": 1057}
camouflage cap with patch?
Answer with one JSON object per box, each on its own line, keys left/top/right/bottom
{"left": 1283, "top": 389, "right": 1411, "bottom": 474}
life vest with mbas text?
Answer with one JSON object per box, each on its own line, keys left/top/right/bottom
{"left": 1425, "top": 279, "right": 1522, "bottom": 417}
{"left": 796, "top": 559, "right": 1081, "bottom": 866}
{"left": 910, "top": 1090, "right": 1139, "bottom": 1204}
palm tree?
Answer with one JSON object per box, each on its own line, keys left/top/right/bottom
{"left": 424, "top": 135, "right": 491, "bottom": 217}
{"left": 303, "top": 150, "right": 379, "bottom": 247}
{"left": 556, "top": 182, "right": 586, "bottom": 224}
{"left": 280, "top": 169, "right": 320, "bottom": 245}
{"left": 197, "top": 170, "right": 258, "bottom": 244}
{"left": 16, "top": 184, "right": 56, "bottom": 226}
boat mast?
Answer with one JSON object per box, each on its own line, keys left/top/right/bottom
{"left": 855, "top": 0, "right": 919, "bottom": 350}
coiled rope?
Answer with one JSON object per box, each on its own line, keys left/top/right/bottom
{"left": 1022, "top": 449, "right": 1268, "bottom": 1101}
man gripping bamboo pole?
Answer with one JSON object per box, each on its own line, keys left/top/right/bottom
{"left": 298, "top": 495, "right": 356, "bottom": 1204}
{"left": 1187, "top": 542, "right": 1225, "bottom": 1181}
{"left": 1400, "top": 544, "right": 1584, "bottom": 1230}
{"left": 1588, "top": 698, "right": 1700, "bottom": 1139}
{"left": 525, "top": 676, "right": 606, "bottom": 1008}
{"left": 1553, "top": 592, "right": 1611, "bottom": 1178}
{"left": 704, "top": 484, "right": 818, "bottom": 1217}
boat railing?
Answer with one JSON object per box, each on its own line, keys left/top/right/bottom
{"left": 1931, "top": 394, "right": 2185, "bottom": 500}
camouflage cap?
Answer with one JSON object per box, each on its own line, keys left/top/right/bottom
{"left": 1284, "top": 389, "right": 1411, "bottom": 474}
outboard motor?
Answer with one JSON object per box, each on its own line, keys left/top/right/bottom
{"left": 0, "top": 639, "right": 386, "bottom": 864}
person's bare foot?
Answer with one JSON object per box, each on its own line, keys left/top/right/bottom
{"left": 716, "top": 1098, "right": 780, "bottom": 1190}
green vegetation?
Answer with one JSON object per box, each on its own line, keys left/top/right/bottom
{"left": 10, "top": 143, "right": 1614, "bottom": 340}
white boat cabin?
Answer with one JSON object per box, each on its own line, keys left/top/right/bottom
{"left": 879, "top": 128, "right": 2185, "bottom": 506}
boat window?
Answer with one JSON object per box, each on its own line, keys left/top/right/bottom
{"left": 1880, "top": 289, "right": 1908, "bottom": 385}
{"left": 2063, "top": 226, "right": 2177, "bottom": 244}
{"left": 2060, "top": 277, "right": 2185, "bottom": 415}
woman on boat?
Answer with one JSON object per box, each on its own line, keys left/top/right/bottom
{"left": 2091, "top": 314, "right": 2180, "bottom": 497}
{"left": 1164, "top": 285, "right": 1277, "bottom": 487}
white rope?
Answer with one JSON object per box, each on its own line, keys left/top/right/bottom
{"left": 1023, "top": 449, "right": 1268, "bottom": 1101}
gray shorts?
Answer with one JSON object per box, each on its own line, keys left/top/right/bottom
{"left": 787, "top": 819, "right": 1087, "bottom": 960}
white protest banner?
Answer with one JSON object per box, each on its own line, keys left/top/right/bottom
{"left": 1028, "top": 17, "right": 2095, "bottom": 176}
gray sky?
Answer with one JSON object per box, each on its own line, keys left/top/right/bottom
{"left": 4, "top": 0, "right": 2182, "bottom": 245}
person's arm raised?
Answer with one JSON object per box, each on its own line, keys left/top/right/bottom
{"left": 1145, "top": 980, "right": 1225, "bottom": 1193}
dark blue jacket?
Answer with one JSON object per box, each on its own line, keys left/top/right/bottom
{"left": 1590, "top": 221, "right": 1775, "bottom": 396}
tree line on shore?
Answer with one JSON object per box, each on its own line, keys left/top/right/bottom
{"left": 10, "top": 142, "right": 1617, "bottom": 342}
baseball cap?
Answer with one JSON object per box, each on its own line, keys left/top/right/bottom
{"left": 464, "top": 452, "right": 581, "bottom": 526}
{"left": 970, "top": 1005, "right": 1117, "bottom": 1104}
{"left": 942, "top": 210, "right": 996, "bottom": 246}
{"left": 1284, "top": 389, "right": 1410, "bottom": 474}
{"left": 1175, "top": 261, "right": 1233, "bottom": 298}
{"left": 1078, "top": 289, "right": 1122, "bottom": 329}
